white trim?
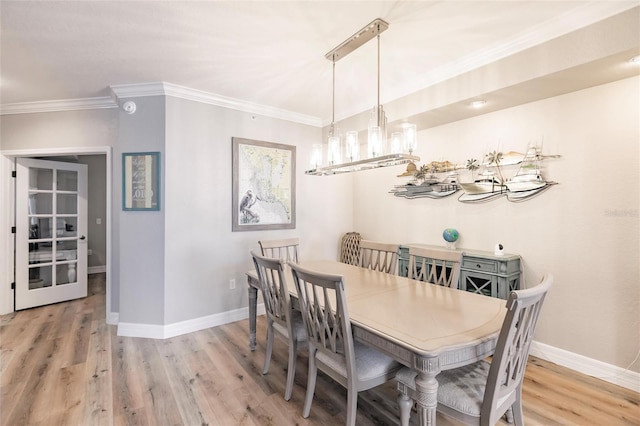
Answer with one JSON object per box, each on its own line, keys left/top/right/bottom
{"left": 117, "top": 303, "right": 266, "bottom": 339}
{"left": 0, "top": 97, "right": 117, "bottom": 115}
{"left": 110, "top": 82, "right": 323, "bottom": 127}
{"left": 0, "top": 146, "right": 114, "bottom": 324}
{"left": 104, "top": 149, "right": 113, "bottom": 325}
{"left": 88, "top": 265, "right": 107, "bottom": 274}
{"left": 107, "top": 312, "right": 119, "bottom": 326}
{"left": 109, "top": 82, "right": 167, "bottom": 98}
{"left": 1, "top": 83, "right": 322, "bottom": 127}
{"left": 0, "top": 155, "right": 15, "bottom": 315}
{"left": 530, "top": 341, "right": 640, "bottom": 393}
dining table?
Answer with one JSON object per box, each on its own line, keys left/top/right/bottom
{"left": 246, "top": 260, "right": 506, "bottom": 426}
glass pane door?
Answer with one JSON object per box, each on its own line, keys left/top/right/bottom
{"left": 16, "top": 158, "right": 88, "bottom": 310}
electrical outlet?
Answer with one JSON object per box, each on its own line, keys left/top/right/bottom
{"left": 88, "top": 249, "right": 93, "bottom": 256}
{"left": 229, "top": 279, "right": 236, "bottom": 290}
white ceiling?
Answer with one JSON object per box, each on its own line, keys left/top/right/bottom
{"left": 1, "top": 1, "right": 638, "bottom": 124}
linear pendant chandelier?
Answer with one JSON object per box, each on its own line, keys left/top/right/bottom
{"left": 306, "top": 18, "right": 419, "bottom": 176}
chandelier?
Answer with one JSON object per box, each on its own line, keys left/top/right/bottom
{"left": 306, "top": 18, "right": 419, "bottom": 176}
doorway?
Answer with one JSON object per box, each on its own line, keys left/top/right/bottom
{"left": 0, "top": 147, "right": 113, "bottom": 322}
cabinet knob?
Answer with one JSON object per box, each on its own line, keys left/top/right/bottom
{"left": 476, "top": 263, "right": 481, "bottom": 268}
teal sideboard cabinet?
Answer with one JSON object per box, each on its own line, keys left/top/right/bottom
{"left": 398, "top": 245, "right": 521, "bottom": 299}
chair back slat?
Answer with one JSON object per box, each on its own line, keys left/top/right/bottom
{"left": 259, "top": 238, "right": 300, "bottom": 263}
{"left": 359, "top": 240, "right": 400, "bottom": 275}
{"left": 251, "top": 251, "right": 292, "bottom": 331}
{"left": 289, "top": 262, "right": 355, "bottom": 372}
{"left": 407, "top": 245, "right": 463, "bottom": 288}
{"left": 482, "top": 275, "right": 553, "bottom": 424}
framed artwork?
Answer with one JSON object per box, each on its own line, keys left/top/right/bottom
{"left": 232, "top": 137, "right": 296, "bottom": 231}
{"left": 122, "top": 152, "right": 161, "bottom": 211}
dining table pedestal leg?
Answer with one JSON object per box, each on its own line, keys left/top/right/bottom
{"left": 415, "top": 370, "right": 439, "bottom": 426}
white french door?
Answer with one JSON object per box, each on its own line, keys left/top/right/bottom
{"left": 15, "top": 158, "right": 88, "bottom": 310}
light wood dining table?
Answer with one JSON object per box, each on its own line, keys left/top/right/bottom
{"left": 246, "top": 260, "right": 506, "bottom": 426}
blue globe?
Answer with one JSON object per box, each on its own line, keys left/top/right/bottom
{"left": 443, "top": 228, "right": 459, "bottom": 243}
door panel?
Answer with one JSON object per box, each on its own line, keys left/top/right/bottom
{"left": 15, "top": 158, "right": 88, "bottom": 310}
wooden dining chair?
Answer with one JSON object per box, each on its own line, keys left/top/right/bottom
{"left": 397, "top": 274, "right": 553, "bottom": 426}
{"left": 251, "top": 251, "right": 306, "bottom": 401}
{"left": 259, "top": 237, "right": 300, "bottom": 262}
{"left": 288, "top": 262, "right": 402, "bottom": 426}
{"left": 358, "top": 240, "right": 400, "bottom": 275}
{"left": 407, "top": 245, "right": 463, "bottom": 288}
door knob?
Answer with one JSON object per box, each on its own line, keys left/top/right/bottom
{"left": 79, "top": 235, "right": 86, "bottom": 240}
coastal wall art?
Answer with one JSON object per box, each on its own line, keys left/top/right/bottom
{"left": 390, "top": 145, "right": 560, "bottom": 203}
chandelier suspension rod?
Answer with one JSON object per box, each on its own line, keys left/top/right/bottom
{"left": 377, "top": 25, "right": 380, "bottom": 115}
{"left": 331, "top": 56, "right": 336, "bottom": 135}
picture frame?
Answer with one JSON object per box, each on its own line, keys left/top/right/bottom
{"left": 122, "top": 152, "right": 161, "bottom": 211}
{"left": 232, "top": 137, "right": 296, "bottom": 231}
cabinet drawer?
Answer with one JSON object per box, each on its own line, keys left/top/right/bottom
{"left": 462, "top": 258, "right": 497, "bottom": 273}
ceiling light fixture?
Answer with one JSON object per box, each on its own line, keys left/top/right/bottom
{"left": 306, "top": 18, "right": 419, "bottom": 176}
{"left": 628, "top": 55, "right": 640, "bottom": 65}
{"left": 470, "top": 100, "right": 487, "bottom": 108}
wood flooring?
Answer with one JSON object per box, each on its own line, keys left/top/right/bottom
{"left": 1, "top": 274, "right": 638, "bottom": 425}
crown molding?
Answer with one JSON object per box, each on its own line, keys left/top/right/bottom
{"left": 0, "top": 97, "right": 117, "bottom": 115}
{"left": 1, "top": 82, "right": 322, "bottom": 127}
{"left": 109, "top": 82, "right": 167, "bottom": 99}
{"left": 110, "top": 82, "right": 323, "bottom": 127}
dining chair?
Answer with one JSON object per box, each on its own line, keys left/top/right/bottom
{"left": 288, "top": 261, "right": 402, "bottom": 426}
{"left": 396, "top": 274, "right": 554, "bottom": 426}
{"left": 407, "top": 245, "right": 463, "bottom": 288}
{"left": 250, "top": 251, "right": 306, "bottom": 401}
{"left": 259, "top": 237, "right": 300, "bottom": 262}
{"left": 358, "top": 240, "right": 400, "bottom": 275}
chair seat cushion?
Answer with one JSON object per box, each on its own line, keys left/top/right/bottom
{"left": 317, "top": 341, "right": 401, "bottom": 382}
{"left": 273, "top": 310, "right": 307, "bottom": 342}
{"left": 396, "top": 360, "right": 489, "bottom": 417}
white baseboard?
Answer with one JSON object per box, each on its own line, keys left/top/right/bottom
{"left": 117, "top": 303, "right": 266, "bottom": 339}
{"left": 107, "top": 312, "right": 119, "bottom": 325}
{"left": 114, "top": 307, "right": 638, "bottom": 393}
{"left": 530, "top": 341, "right": 640, "bottom": 393}
{"left": 88, "top": 265, "right": 106, "bottom": 274}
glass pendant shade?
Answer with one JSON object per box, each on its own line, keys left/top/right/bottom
{"left": 403, "top": 123, "right": 417, "bottom": 154}
{"left": 368, "top": 126, "right": 382, "bottom": 158}
{"left": 345, "top": 131, "right": 359, "bottom": 161}
{"left": 310, "top": 143, "right": 323, "bottom": 169}
{"left": 328, "top": 135, "right": 342, "bottom": 165}
{"left": 390, "top": 132, "right": 403, "bottom": 154}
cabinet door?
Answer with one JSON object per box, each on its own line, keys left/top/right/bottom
{"left": 460, "top": 271, "right": 497, "bottom": 297}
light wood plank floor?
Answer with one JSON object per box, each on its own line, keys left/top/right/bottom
{"left": 1, "top": 274, "right": 638, "bottom": 425}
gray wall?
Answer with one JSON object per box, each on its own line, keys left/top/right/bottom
{"left": 116, "top": 96, "right": 167, "bottom": 325}
{"left": 163, "top": 96, "right": 352, "bottom": 324}
{"left": 0, "top": 95, "right": 354, "bottom": 327}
